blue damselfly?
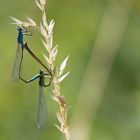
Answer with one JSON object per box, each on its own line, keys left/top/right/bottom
{"left": 12, "top": 27, "right": 32, "bottom": 80}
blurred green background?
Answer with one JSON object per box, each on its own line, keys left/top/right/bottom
{"left": 0, "top": 0, "right": 140, "bottom": 140}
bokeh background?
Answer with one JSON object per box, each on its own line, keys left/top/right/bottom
{"left": 0, "top": 0, "right": 140, "bottom": 140}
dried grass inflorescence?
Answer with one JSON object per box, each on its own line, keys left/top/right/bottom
{"left": 10, "top": 16, "right": 36, "bottom": 28}
{"left": 37, "top": 0, "right": 70, "bottom": 139}
{"left": 11, "top": 0, "right": 70, "bottom": 139}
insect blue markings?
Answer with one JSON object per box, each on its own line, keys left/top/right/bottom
{"left": 27, "top": 74, "right": 40, "bottom": 83}
{"left": 17, "top": 27, "right": 24, "bottom": 48}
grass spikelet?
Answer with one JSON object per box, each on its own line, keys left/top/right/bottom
{"left": 36, "top": 0, "right": 71, "bottom": 139}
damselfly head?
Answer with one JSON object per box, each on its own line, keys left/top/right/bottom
{"left": 16, "top": 26, "right": 22, "bottom": 31}
{"left": 39, "top": 69, "right": 44, "bottom": 74}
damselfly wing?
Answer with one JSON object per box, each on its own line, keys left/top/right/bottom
{"left": 37, "top": 85, "right": 47, "bottom": 129}
{"left": 12, "top": 43, "right": 23, "bottom": 80}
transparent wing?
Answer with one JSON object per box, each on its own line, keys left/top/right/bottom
{"left": 12, "top": 44, "right": 23, "bottom": 80}
{"left": 37, "top": 86, "right": 47, "bottom": 129}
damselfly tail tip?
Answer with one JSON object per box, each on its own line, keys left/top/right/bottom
{"left": 37, "top": 123, "right": 41, "bottom": 130}
{"left": 11, "top": 75, "right": 18, "bottom": 81}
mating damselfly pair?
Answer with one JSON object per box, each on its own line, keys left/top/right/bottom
{"left": 11, "top": 25, "right": 52, "bottom": 129}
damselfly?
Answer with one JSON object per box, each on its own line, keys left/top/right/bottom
{"left": 12, "top": 27, "right": 32, "bottom": 80}
{"left": 20, "top": 70, "right": 52, "bottom": 129}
